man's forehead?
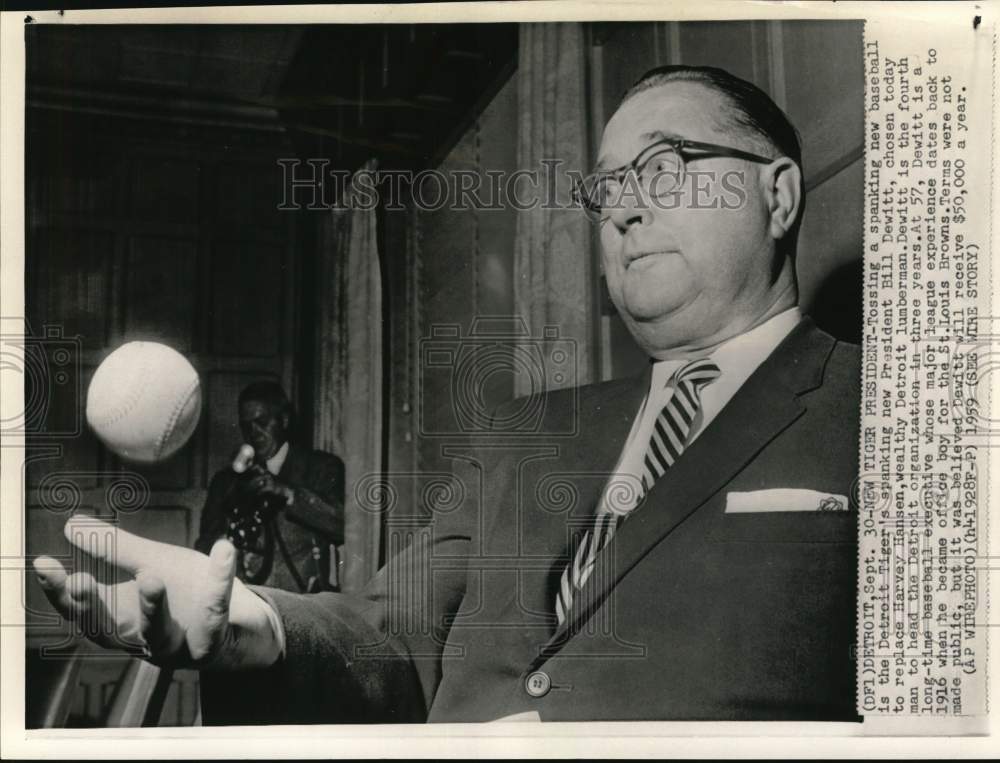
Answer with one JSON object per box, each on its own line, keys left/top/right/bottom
{"left": 239, "top": 399, "right": 275, "bottom": 418}
{"left": 597, "top": 81, "right": 730, "bottom": 169}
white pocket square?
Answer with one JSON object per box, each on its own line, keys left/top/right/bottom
{"left": 725, "top": 489, "right": 849, "bottom": 514}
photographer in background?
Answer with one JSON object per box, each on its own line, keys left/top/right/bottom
{"left": 194, "top": 382, "right": 344, "bottom": 593}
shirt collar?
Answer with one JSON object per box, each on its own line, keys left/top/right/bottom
{"left": 266, "top": 441, "right": 290, "bottom": 476}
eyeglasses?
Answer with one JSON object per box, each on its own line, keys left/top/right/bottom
{"left": 572, "top": 137, "right": 776, "bottom": 223}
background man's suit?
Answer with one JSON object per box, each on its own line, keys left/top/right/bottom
{"left": 202, "top": 318, "right": 859, "bottom": 723}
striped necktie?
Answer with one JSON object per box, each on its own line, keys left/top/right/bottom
{"left": 554, "top": 358, "right": 721, "bottom": 626}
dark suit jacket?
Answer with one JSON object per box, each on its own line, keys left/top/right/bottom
{"left": 201, "top": 319, "right": 859, "bottom": 724}
{"left": 195, "top": 444, "right": 345, "bottom": 592}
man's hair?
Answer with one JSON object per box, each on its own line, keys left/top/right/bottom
{"left": 621, "top": 65, "right": 805, "bottom": 260}
{"left": 621, "top": 65, "right": 802, "bottom": 167}
{"left": 238, "top": 380, "right": 293, "bottom": 420}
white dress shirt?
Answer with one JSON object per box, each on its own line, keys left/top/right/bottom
{"left": 598, "top": 308, "right": 803, "bottom": 514}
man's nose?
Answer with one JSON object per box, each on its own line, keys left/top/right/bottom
{"left": 607, "top": 182, "right": 653, "bottom": 233}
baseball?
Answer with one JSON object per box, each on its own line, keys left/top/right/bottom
{"left": 86, "top": 341, "right": 202, "bottom": 463}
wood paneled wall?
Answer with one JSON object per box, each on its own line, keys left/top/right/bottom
{"left": 383, "top": 78, "right": 520, "bottom": 526}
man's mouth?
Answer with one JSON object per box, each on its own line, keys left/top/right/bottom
{"left": 625, "top": 250, "right": 677, "bottom": 268}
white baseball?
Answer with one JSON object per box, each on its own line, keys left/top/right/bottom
{"left": 86, "top": 342, "right": 202, "bottom": 463}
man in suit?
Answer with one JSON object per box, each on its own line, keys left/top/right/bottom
{"left": 194, "top": 381, "right": 345, "bottom": 593}
{"left": 34, "top": 65, "right": 860, "bottom": 723}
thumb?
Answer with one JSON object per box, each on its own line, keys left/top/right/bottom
{"left": 205, "top": 539, "right": 237, "bottom": 619}
{"left": 189, "top": 539, "right": 238, "bottom": 663}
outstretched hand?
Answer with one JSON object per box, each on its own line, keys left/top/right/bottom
{"left": 33, "top": 515, "right": 282, "bottom": 670}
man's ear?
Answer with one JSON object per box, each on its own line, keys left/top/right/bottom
{"left": 762, "top": 157, "right": 802, "bottom": 241}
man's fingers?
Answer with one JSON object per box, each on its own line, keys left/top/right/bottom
{"left": 32, "top": 556, "right": 74, "bottom": 619}
{"left": 34, "top": 565, "right": 106, "bottom": 642}
{"left": 34, "top": 554, "right": 149, "bottom": 654}
{"left": 63, "top": 572, "right": 106, "bottom": 640}
{"left": 35, "top": 561, "right": 112, "bottom": 637}
{"left": 136, "top": 572, "right": 168, "bottom": 658}
{"left": 137, "top": 573, "right": 165, "bottom": 620}
{"left": 65, "top": 571, "right": 100, "bottom": 610}
{"left": 63, "top": 515, "right": 159, "bottom": 575}
{"left": 33, "top": 555, "right": 67, "bottom": 588}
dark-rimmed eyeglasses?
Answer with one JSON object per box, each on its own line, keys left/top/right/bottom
{"left": 572, "top": 137, "right": 777, "bottom": 223}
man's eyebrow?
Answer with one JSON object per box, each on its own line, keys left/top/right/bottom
{"left": 640, "top": 129, "right": 686, "bottom": 143}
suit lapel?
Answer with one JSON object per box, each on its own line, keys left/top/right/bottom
{"left": 536, "top": 319, "right": 835, "bottom": 659}
{"left": 500, "top": 369, "right": 648, "bottom": 654}
{"left": 525, "top": 370, "right": 651, "bottom": 549}
{"left": 554, "top": 370, "right": 650, "bottom": 530}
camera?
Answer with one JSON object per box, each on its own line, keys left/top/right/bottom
{"left": 418, "top": 317, "right": 578, "bottom": 437}
{"left": 223, "top": 465, "right": 285, "bottom": 584}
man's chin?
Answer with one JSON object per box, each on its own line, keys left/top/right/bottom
{"left": 618, "top": 299, "right": 703, "bottom": 354}
{"left": 619, "top": 293, "right": 688, "bottom": 325}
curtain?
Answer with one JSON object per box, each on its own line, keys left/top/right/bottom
{"left": 513, "top": 23, "right": 595, "bottom": 395}
{"left": 313, "top": 159, "right": 382, "bottom": 592}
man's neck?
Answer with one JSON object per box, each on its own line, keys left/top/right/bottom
{"left": 645, "top": 284, "right": 799, "bottom": 361}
